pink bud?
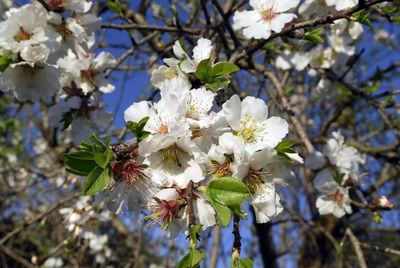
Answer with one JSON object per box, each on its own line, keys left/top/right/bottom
{"left": 373, "top": 196, "right": 393, "bottom": 209}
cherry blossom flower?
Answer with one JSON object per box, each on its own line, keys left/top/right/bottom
{"left": 233, "top": 0, "right": 300, "bottom": 39}
{"left": 222, "top": 94, "right": 289, "bottom": 157}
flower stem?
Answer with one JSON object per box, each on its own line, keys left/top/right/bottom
{"left": 232, "top": 215, "right": 241, "bottom": 254}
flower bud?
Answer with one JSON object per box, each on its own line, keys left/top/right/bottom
{"left": 372, "top": 211, "right": 383, "bottom": 224}
{"left": 373, "top": 196, "right": 393, "bottom": 210}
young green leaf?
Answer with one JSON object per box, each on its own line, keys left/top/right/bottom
{"left": 195, "top": 59, "right": 212, "bottom": 82}
{"left": 351, "top": 10, "right": 372, "bottom": 26}
{"left": 176, "top": 249, "right": 205, "bottom": 268}
{"left": 66, "top": 167, "right": 92, "bottom": 176}
{"left": 84, "top": 166, "right": 111, "bottom": 195}
{"left": 90, "top": 133, "right": 106, "bottom": 150}
{"left": 301, "top": 28, "right": 324, "bottom": 44}
{"left": 63, "top": 154, "right": 98, "bottom": 175}
{"left": 189, "top": 225, "right": 203, "bottom": 247}
{"left": 63, "top": 151, "right": 94, "bottom": 160}
{"left": 207, "top": 196, "right": 232, "bottom": 227}
{"left": 107, "top": 0, "right": 121, "bottom": 14}
{"left": 127, "top": 116, "right": 151, "bottom": 140}
{"left": 239, "top": 258, "right": 254, "bottom": 268}
{"left": 179, "top": 38, "right": 189, "bottom": 53}
{"left": 79, "top": 141, "right": 95, "bottom": 152}
{"left": 0, "top": 55, "right": 13, "bottom": 72}
{"left": 365, "top": 81, "right": 380, "bottom": 93}
{"left": 210, "top": 62, "right": 239, "bottom": 77}
{"left": 93, "top": 145, "right": 111, "bottom": 169}
{"left": 275, "top": 140, "right": 294, "bottom": 151}
{"left": 228, "top": 204, "right": 245, "bottom": 219}
{"left": 206, "top": 177, "right": 249, "bottom": 206}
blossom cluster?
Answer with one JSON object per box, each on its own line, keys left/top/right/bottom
{"left": 101, "top": 38, "right": 303, "bottom": 237}
{"left": 233, "top": 0, "right": 364, "bottom": 99}
{"left": 0, "top": 1, "right": 115, "bottom": 145}
{"left": 59, "top": 196, "right": 114, "bottom": 264}
{"left": 306, "top": 131, "right": 364, "bottom": 217}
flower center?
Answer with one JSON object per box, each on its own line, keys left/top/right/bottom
{"left": 145, "top": 199, "right": 180, "bottom": 230}
{"left": 81, "top": 69, "right": 97, "bottom": 84}
{"left": 191, "top": 128, "right": 203, "bottom": 139}
{"left": 237, "top": 114, "right": 266, "bottom": 143}
{"left": 161, "top": 144, "right": 184, "bottom": 167}
{"left": 332, "top": 190, "right": 344, "bottom": 205}
{"left": 122, "top": 159, "right": 148, "bottom": 186}
{"left": 158, "top": 124, "right": 169, "bottom": 134}
{"left": 333, "top": 38, "right": 343, "bottom": 48}
{"left": 211, "top": 162, "right": 232, "bottom": 178}
{"left": 164, "top": 69, "right": 179, "bottom": 79}
{"left": 14, "top": 27, "right": 32, "bottom": 42}
{"left": 261, "top": 8, "right": 276, "bottom": 21}
{"left": 51, "top": 21, "right": 72, "bottom": 41}
{"left": 243, "top": 169, "right": 270, "bottom": 194}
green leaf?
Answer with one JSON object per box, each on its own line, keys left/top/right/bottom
{"left": 239, "top": 258, "right": 254, "bottom": 268}
{"left": 176, "top": 249, "right": 205, "bottom": 268}
{"left": 277, "top": 151, "right": 294, "bottom": 164}
{"left": 66, "top": 167, "right": 91, "bottom": 176}
{"left": 179, "top": 38, "right": 189, "bottom": 53}
{"left": 127, "top": 116, "right": 151, "bottom": 140}
{"left": 0, "top": 55, "right": 13, "bottom": 72}
{"left": 383, "top": 5, "right": 398, "bottom": 15}
{"left": 63, "top": 155, "right": 98, "bottom": 175}
{"left": 333, "top": 170, "right": 345, "bottom": 185}
{"left": 189, "top": 225, "right": 203, "bottom": 247}
{"left": 170, "top": 7, "right": 178, "bottom": 19}
{"left": 207, "top": 77, "right": 231, "bottom": 91}
{"left": 63, "top": 151, "right": 94, "bottom": 160}
{"left": 84, "top": 166, "right": 111, "bottom": 195}
{"left": 365, "top": 81, "right": 380, "bottom": 93}
{"left": 228, "top": 204, "right": 245, "bottom": 219}
{"left": 105, "top": 137, "right": 112, "bottom": 148}
{"left": 208, "top": 197, "right": 232, "bottom": 227}
{"left": 107, "top": 0, "right": 121, "bottom": 14}
{"left": 275, "top": 140, "right": 294, "bottom": 151}
{"left": 207, "top": 177, "right": 249, "bottom": 206}
{"left": 351, "top": 10, "right": 372, "bottom": 26}
{"left": 301, "top": 28, "right": 324, "bottom": 44}
{"left": 60, "top": 109, "right": 77, "bottom": 131}
{"left": 210, "top": 62, "right": 239, "bottom": 77}
{"left": 93, "top": 145, "right": 111, "bottom": 169}
{"left": 195, "top": 59, "right": 212, "bottom": 81}
{"left": 79, "top": 141, "right": 94, "bottom": 152}
{"left": 383, "top": 95, "right": 395, "bottom": 105}
{"left": 90, "top": 133, "right": 105, "bottom": 150}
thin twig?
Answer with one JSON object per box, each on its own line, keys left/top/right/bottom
{"left": 345, "top": 228, "right": 367, "bottom": 268}
{"left": 0, "top": 192, "right": 81, "bottom": 246}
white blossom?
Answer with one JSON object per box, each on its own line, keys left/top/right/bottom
{"left": 233, "top": 0, "right": 300, "bottom": 39}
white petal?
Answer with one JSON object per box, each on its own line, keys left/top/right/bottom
{"left": 194, "top": 197, "right": 216, "bottom": 228}
{"left": 313, "top": 168, "right": 337, "bottom": 192}
{"left": 262, "top": 116, "right": 289, "bottom": 147}
{"left": 269, "top": 13, "right": 297, "bottom": 33}
{"left": 172, "top": 40, "right": 187, "bottom": 58}
{"left": 250, "top": 183, "right": 283, "bottom": 223}
{"left": 222, "top": 94, "right": 241, "bottom": 130}
{"left": 124, "top": 101, "right": 151, "bottom": 123}
{"left": 94, "top": 52, "right": 116, "bottom": 71}
{"left": 241, "top": 96, "right": 269, "bottom": 122}
{"left": 233, "top": 10, "right": 260, "bottom": 30}
{"left": 193, "top": 38, "right": 212, "bottom": 62}
{"left": 274, "top": 0, "right": 300, "bottom": 12}
{"left": 243, "top": 21, "right": 272, "bottom": 39}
